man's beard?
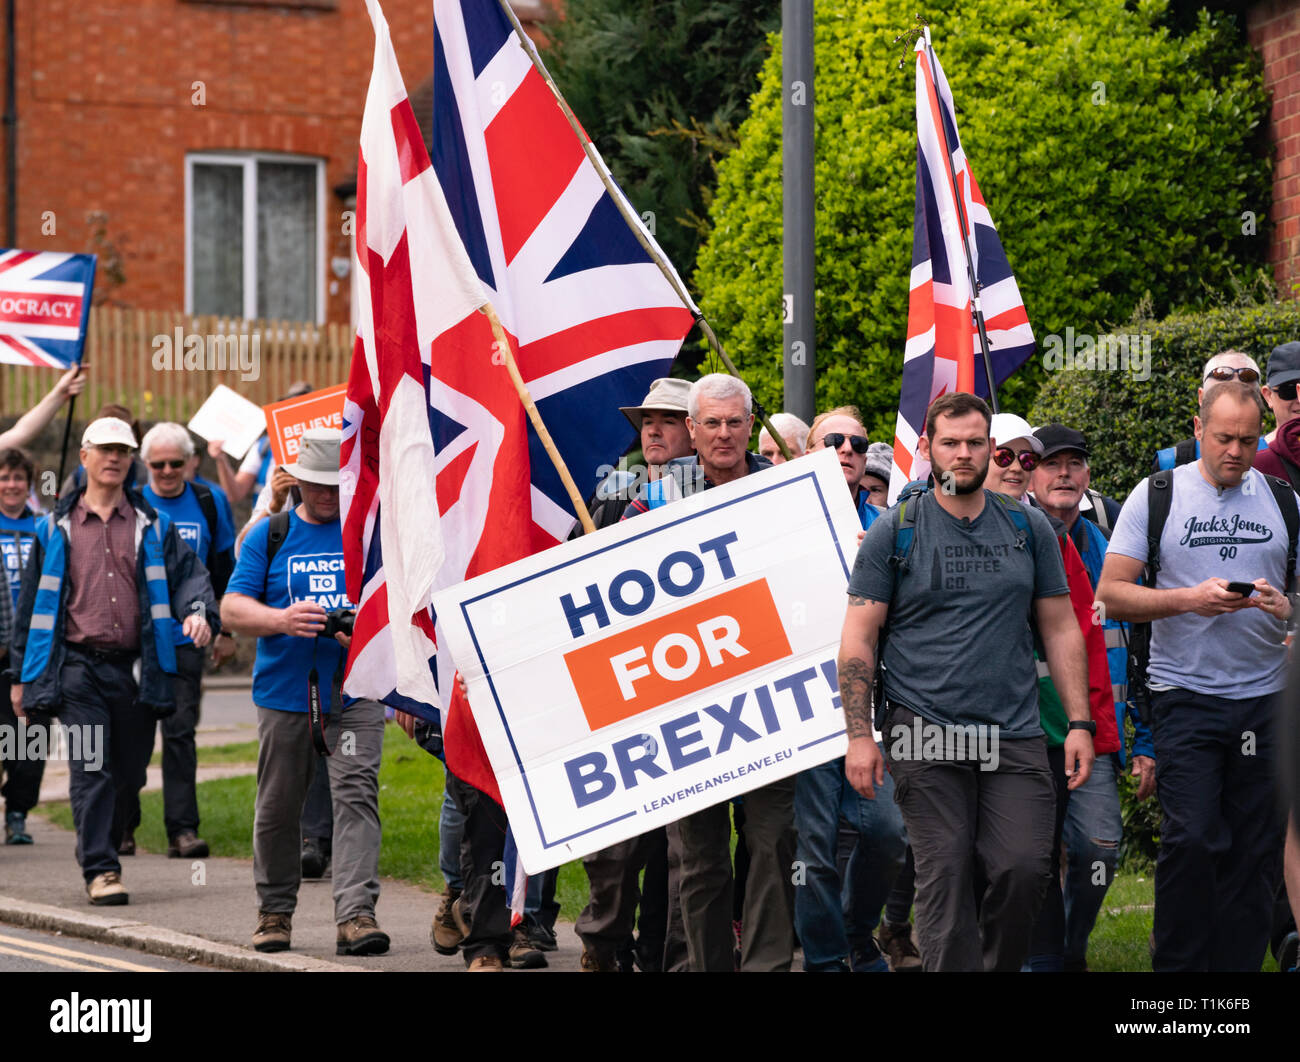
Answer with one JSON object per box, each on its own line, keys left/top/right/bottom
{"left": 931, "top": 457, "right": 989, "bottom": 495}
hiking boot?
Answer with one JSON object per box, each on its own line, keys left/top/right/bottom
{"left": 526, "top": 918, "right": 558, "bottom": 952}
{"left": 252, "top": 911, "right": 292, "bottom": 952}
{"left": 301, "top": 837, "right": 328, "bottom": 879}
{"left": 86, "top": 871, "right": 128, "bottom": 906}
{"left": 451, "top": 896, "right": 469, "bottom": 938}
{"left": 507, "top": 922, "right": 548, "bottom": 969}
{"left": 117, "top": 829, "right": 135, "bottom": 856}
{"left": 580, "top": 947, "right": 618, "bottom": 972}
{"left": 877, "top": 921, "right": 922, "bottom": 972}
{"left": 167, "top": 831, "right": 209, "bottom": 859}
{"left": 336, "top": 914, "right": 390, "bottom": 956}
{"left": 431, "top": 888, "right": 464, "bottom": 954}
{"left": 849, "top": 935, "right": 890, "bottom": 973}
{"left": 4, "top": 811, "right": 32, "bottom": 845}
{"left": 467, "top": 953, "right": 504, "bottom": 972}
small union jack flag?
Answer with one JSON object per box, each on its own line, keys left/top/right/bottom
{"left": 0, "top": 250, "right": 96, "bottom": 368}
{"left": 889, "top": 33, "right": 1034, "bottom": 500}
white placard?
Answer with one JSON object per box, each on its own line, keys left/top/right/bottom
{"left": 433, "top": 448, "right": 863, "bottom": 874}
{"left": 187, "top": 385, "right": 266, "bottom": 460}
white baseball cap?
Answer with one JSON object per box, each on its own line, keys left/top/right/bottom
{"left": 82, "top": 417, "right": 138, "bottom": 450}
{"left": 989, "top": 413, "right": 1043, "bottom": 454}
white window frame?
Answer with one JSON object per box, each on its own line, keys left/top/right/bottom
{"left": 185, "top": 151, "right": 327, "bottom": 324}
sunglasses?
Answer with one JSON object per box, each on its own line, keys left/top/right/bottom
{"left": 993, "top": 447, "right": 1039, "bottom": 471}
{"left": 149, "top": 459, "right": 186, "bottom": 471}
{"left": 1205, "top": 366, "right": 1261, "bottom": 384}
{"left": 1272, "top": 381, "right": 1299, "bottom": 401}
{"left": 821, "top": 433, "right": 870, "bottom": 454}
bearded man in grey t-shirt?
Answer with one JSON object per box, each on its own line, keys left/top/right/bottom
{"left": 837, "top": 392, "right": 1094, "bottom": 972}
{"left": 1098, "top": 380, "right": 1294, "bottom": 972}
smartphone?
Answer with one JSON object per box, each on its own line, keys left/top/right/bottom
{"left": 1225, "top": 581, "right": 1256, "bottom": 596}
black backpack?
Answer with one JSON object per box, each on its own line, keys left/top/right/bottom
{"left": 1127, "top": 469, "right": 1299, "bottom": 722}
{"left": 188, "top": 480, "right": 233, "bottom": 597}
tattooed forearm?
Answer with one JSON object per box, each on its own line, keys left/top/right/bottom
{"left": 838, "top": 655, "right": 876, "bottom": 740}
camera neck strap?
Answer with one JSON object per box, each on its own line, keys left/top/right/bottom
{"left": 307, "top": 639, "right": 348, "bottom": 757}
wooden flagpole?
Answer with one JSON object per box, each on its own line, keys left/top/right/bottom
{"left": 480, "top": 303, "right": 596, "bottom": 535}
{"left": 490, "top": 0, "right": 793, "bottom": 461}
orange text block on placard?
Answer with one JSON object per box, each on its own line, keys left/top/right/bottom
{"left": 264, "top": 385, "right": 348, "bottom": 466}
{"left": 564, "top": 578, "right": 793, "bottom": 732}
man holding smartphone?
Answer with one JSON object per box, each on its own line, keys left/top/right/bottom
{"left": 1098, "top": 381, "right": 1297, "bottom": 971}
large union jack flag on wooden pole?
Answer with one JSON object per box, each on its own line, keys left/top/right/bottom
{"left": 343, "top": 0, "right": 697, "bottom": 803}
{"left": 0, "top": 250, "right": 96, "bottom": 368}
{"left": 889, "top": 30, "right": 1034, "bottom": 501}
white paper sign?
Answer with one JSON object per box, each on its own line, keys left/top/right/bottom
{"left": 433, "top": 448, "right": 863, "bottom": 874}
{"left": 187, "top": 385, "right": 266, "bottom": 460}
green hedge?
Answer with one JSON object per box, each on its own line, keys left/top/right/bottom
{"left": 1028, "top": 293, "right": 1300, "bottom": 501}
{"left": 693, "top": 0, "right": 1271, "bottom": 440}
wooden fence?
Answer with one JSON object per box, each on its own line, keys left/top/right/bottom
{"left": 0, "top": 308, "right": 354, "bottom": 425}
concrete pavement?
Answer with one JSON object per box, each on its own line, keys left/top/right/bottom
{"left": 0, "top": 679, "right": 585, "bottom": 973}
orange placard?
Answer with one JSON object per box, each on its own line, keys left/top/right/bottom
{"left": 563, "top": 579, "right": 792, "bottom": 732}
{"left": 263, "top": 384, "right": 347, "bottom": 466}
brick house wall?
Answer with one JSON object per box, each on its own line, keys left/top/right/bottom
{"left": 1250, "top": 0, "right": 1300, "bottom": 289}
{"left": 0, "top": 0, "right": 557, "bottom": 326}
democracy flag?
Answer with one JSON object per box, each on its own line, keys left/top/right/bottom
{"left": 889, "top": 34, "right": 1034, "bottom": 501}
{"left": 0, "top": 250, "right": 96, "bottom": 368}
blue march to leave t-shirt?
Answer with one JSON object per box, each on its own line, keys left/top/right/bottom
{"left": 0, "top": 510, "right": 36, "bottom": 607}
{"left": 143, "top": 482, "right": 236, "bottom": 646}
{"left": 226, "top": 509, "right": 356, "bottom": 713}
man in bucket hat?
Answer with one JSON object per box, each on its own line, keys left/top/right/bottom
{"left": 222, "top": 428, "right": 389, "bottom": 956}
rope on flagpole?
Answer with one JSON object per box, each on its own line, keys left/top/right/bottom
{"left": 480, "top": 302, "right": 597, "bottom": 535}
{"left": 490, "top": 0, "right": 793, "bottom": 462}
{"left": 920, "top": 26, "right": 1000, "bottom": 413}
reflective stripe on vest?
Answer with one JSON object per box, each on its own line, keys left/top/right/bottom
{"left": 143, "top": 516, "right": 178, "bottom": 674}
{"left": 21, "top": 516, "right": 65, "bottom": 683}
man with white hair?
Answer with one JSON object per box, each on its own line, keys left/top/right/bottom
{"left": 758, "top": 412, "right": 809, "bottom": 465}
{"left": 1153, "top": 350, "right": 1267, "bottom": 471}
{"left": 115, "top": 423, "right": 237, "bottom": 860}
{"left": 621, "top": 373, "right": 796, "bottom": 972}
{"left": 8, "top": 417, "right": 216, "bottom": 905}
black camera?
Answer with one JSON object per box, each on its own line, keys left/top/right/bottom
{"left": 322, "top": 609, "right": 356, "bottom": 638}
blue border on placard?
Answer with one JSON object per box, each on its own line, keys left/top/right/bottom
{"left": 459, "top": 469, "right": 850, "bottom": 851}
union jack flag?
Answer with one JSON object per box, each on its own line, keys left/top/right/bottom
{"left": 342, "top": 0, "right": 697, "bottom": 805}
{"left": 0, "top": 250, "right": 96, "bottom": 368}
{"left": 889, "top": 33, "right": 1034, "bottom": 501}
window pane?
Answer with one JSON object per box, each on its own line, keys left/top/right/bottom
{"left": 192, "top": 163, "right": 244, "bottom": 317}
{"left": 257, "top": 162, "right": 317, "bottom": 321}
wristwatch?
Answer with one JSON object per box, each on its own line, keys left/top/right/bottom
{"left": 1067, "top": 719, "right": 1097, "bottom": 736}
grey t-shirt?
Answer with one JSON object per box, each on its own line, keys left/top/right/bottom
{"left": 1107, "top": 463, "right": 1295, "bottom": 698}
{"left": 848, "top": 489, "right": 1069, "bottom": 738}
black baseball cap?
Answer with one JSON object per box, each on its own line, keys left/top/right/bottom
{"left": 1268, "top": 342, "right": 1300, "bottom": 387}
{"left": 1033, "top": 423, "right": 1089, "bottom": 460}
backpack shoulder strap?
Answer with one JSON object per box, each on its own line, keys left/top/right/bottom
{"left": 1146, "top": 470, "right": 1175, "bottom": 584}
{"left": 991, "top": 493, "right": 1035, "bottom": 554}
{"left": 1174, "top": 438, "right": 1197, "bottom": 467}
{"left": 262, "top": 510, "right": 292, "bottom": 597}
{"left": 1086, "top": 488, "right": 1111, "bottom": 532}
{"left": 1263, "top": 473, "right": 1300, "bottom": 594}
{"left": 190, "top": 481, "right": 219, "bottom": 544}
